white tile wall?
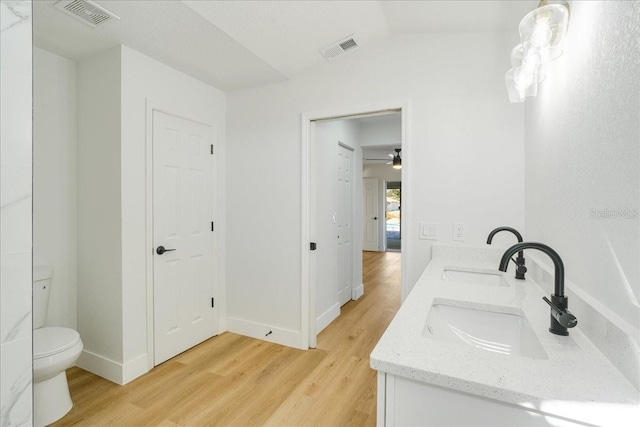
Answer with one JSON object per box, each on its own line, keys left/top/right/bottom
{"left": 0, "top": 1, "right": 33, "bottom": 426}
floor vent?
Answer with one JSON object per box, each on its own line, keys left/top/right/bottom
{"left": 320, "top": 35, "right": 360, "bottom": 61}
{"left": 54, "top": 0, "right": 119, "bottom": 28}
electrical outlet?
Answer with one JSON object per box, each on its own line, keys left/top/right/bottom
{"left": 453, "top": 223, "right": 464, "bottom": 241}
{"left": 420, "top": 222, "right": 438, "bottom": 240}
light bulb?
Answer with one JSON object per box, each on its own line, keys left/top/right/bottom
{"left": 511, "top": 43, "right": 563, "bottom": 68}
{"left": 505, "top": 68, "right": 540, "bottom": 104}
{"left": 519, "top": 4, "right": 569, "bottom": 50}
{"left": 513, "top": 67, "right": 533, "bottom": 87}
{"left": 531, "top": 18, "right": 553, "bottom": 47}
{"left": 522, "top": 52, "right": 541, "bottom": 74}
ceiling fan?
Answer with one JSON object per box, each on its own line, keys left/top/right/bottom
{"left": 364, "top": 149, "right": 402, "bottom": 169}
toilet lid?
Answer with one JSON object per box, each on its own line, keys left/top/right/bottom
{"left": 33, "top": 327, "right": 81, "bottom": 359}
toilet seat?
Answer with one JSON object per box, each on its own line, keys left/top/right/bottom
{"left": 34, "top": 327, "right": 81, "bottom": 359}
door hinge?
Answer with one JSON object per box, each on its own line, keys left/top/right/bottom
{"left": 211, "top": 144, "right": 214, "bottom": 155}
{"left": 211, "top": 297, "right": 215, "bottom": 308}
{"left": 310, "top": 242, "right": 317, "bottom": 251}
{"left": 211, "top": 221, "right": 214, "bottom": 232}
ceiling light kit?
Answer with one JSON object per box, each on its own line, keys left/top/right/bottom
{"left": 392, "top": 149, "right": 402, "bottom": 169}
{"left": 505, "top": 1, "right": 569, "bottom": 103}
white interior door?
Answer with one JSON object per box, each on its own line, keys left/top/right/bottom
{"left": 363, "top": 177, "right": 379, "bottom": 251}
{"left": 153, "top": 111, "right": 216, "bottom": 365}
{"left": 337, "top": 144, "right": 353, "bottom": 306}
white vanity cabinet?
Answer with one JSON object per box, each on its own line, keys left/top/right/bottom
{"left": 376, "top": 372, "right": 584, "bottom": 427}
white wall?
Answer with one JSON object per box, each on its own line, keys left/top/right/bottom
{"left": 120, "top": 45, "right": 226, "bottom": 379}
{"left": 524, "top": 0, "right": 639, "bottom": 378}
{"left": 313, "top": 119, "right": 362, "bottom": 333}
{"left": 363, "top": 163, "right": 402, "bottom": 251}
{"left": 76, "top": 46, "right": 123, "bottom": 370}
{"left": 226, "top": 32, "right": 525, "bottom": 347}
{"left": 76, "top": 45, "right": 226, "bottom": 384}
{"left": 0, "top": 1, "right": 33, "bottom": 424}
{"left": 33, "top": 47, "right": 77, "bottom": 329}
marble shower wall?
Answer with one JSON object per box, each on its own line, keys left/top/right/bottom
{"left": 1, "top": 1, "right": 33, "bottom": 426}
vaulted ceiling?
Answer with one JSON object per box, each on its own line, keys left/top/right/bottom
{"left": 33, "top": 0, "right": 537, "bottom": 91}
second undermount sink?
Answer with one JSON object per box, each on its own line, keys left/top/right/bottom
{"left": 441, "top": 266, "right": 508, "bottom": 287}
{"left": 423, "top": 301, "right": 548, "bottom": 359}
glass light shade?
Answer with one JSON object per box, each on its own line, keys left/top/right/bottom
{"left": 510, "top": 43, "right": 563, "bottom": 69}
{"left": 505, "top": 68, "right": 539, "bottom": 103}
{"left": 519, "top": 4, "right": 569, "bottom": 49}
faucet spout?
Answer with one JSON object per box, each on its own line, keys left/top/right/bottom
{"left": 498, "top": 242, "right": 564, "bottom": 296}
{"left": 488, "top": 227, "right": 526, "bottom": 280}
{"left": 487, "top": 226, "right": 523, "bottom": 244}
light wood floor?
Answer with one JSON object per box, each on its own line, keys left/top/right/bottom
{"left": 53, "top": 251, "right": 401, "bottom": 426}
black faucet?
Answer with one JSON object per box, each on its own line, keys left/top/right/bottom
{"left": 498, "top": 242, "right": 577, "bottom": 336}
{"left": 487, "top": 227, "right": 527, "bottom": 280}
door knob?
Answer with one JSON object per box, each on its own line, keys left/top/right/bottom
{"left": 156, "top": 246, "right": 176, "bottom": 255}
{"left": 373, "top": 217, "right": 377, "bottom": 220}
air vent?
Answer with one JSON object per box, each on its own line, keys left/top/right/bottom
{"left": 320, "top": 35, "right": 360, "bottom": 61}
{"left": 54, "top": 0, "right": 119, "bottom": 28}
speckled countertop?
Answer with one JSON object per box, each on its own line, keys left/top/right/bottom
{"left": 370, "top": 245, "right": 640, "bottom": 426}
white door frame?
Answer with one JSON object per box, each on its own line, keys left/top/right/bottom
{"left": 144, "top": 99, "right": 219, "bottom": 369}
{"left": 300, "top": 100, "right": 411, "bottom": 349}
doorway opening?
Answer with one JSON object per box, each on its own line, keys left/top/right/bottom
{"left": 301, "top": 101, "right": 409, "bottom": 349}
{"left": 385, "top": 182, "right": 401, "bottom": 252}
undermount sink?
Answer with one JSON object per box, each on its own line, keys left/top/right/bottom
{"left": 423, "top": 301, "right": 548, "bottom": 359}
{"left": 441, "top": 266, "right": 508, "bottom": 287}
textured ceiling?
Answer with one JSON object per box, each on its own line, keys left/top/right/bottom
{"left": 382, "top": 1, "right": 538, "bottom": 34}
{"left": 33, "top": 0, "right": 537, "bottom": 92}
{"left": 33, "top": 0, "right": 286, "bottom": 90}
{"left": 183, "top": 0, "right": 391, "bottom": 78}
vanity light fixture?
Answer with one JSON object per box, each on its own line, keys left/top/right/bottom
{"left": 505, "top": 1, "right": 570, "bottom": 103}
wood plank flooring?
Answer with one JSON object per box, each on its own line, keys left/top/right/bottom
{"left": 52, "top": 251, "right": 401, "bottom": 426}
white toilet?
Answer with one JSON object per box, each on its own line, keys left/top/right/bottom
{"left": 33, "top": 266, "right": 83, "bottom": 427}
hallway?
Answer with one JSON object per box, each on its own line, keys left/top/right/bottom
{"left": 53, "top": 251, "right": 401, "bottom": 426}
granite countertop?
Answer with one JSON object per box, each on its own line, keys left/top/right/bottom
{"left": 370, "top": 245, "right": 640, "bottom": 426}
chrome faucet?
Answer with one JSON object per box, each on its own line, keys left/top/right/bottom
{"left": 498, "top": 242, "right": 577, "bottom": 336}
{"left": 487, "top": 227, "right": 526, "bottom": 280}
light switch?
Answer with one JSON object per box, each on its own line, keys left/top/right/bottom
{"left": 420, "top": 222, "right": 438, "bottom": 240}
{"left": 453, "top": 223, "right": 464, "bottom": 241}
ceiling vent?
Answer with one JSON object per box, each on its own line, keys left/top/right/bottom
{"left": 320, "top": 35, "right": 360, "bottom": 61}
{"left": 54, "top": 0, "right": 119, "bottom": 28}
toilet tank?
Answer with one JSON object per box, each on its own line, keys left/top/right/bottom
{"left": 33, "top": 266, "right": 53, "bottom": 329}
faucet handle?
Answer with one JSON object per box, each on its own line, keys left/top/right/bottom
{"left": 543, "top": 296, "right": 578, "bottom": 329}
{"left": 509, "top": 257, "right": 527, "bottom": 279}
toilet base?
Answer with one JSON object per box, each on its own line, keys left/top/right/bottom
{"left": 34, "top": 371, "right": 73, "bottom": 427}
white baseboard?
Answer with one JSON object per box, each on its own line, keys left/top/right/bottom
{"left": 122, "top": 353, "right": 149, "bottom": 385}
{"left": 316, "top": 303, "right": 340, "bottom": 334}
{"left": 352, "top": 283, "right": 364, "bottom": 300}
{"left": 77, "top": 350, "right": 149, "bottom": 385}
{"left": 76, "top": 349, "right": 124, "bottom": 385}
{"left": 227, "top": 317, "right": 303, "bottom": 349}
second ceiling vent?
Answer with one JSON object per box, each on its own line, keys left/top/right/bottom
{"left": 320, "top": 35, "right": 360, "bottom": 61}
